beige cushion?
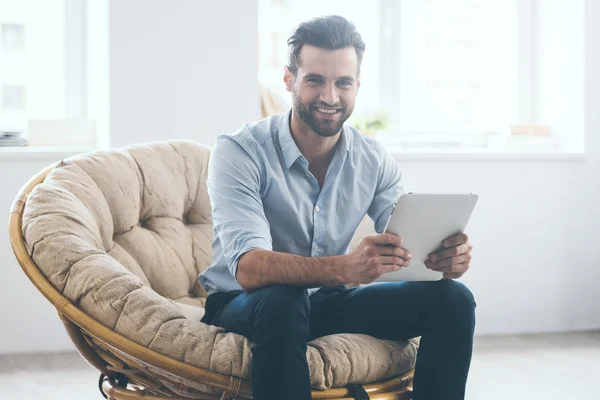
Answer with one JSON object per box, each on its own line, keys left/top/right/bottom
{"left": 22, "top": 139, "right": 416, "bottom": 390}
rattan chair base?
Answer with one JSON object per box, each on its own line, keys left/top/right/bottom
{"left": 9, "top": 161, "right": 415, "bottom": 400}
{"left": 100, "top": 374, "right": 413, "bottom": 400}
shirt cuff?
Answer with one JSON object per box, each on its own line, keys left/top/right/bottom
{"left": 226, "top": 237, "right": 273, "bottom": 281}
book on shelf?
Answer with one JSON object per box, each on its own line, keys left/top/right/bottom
{"left": 0, "top": 131, "right": 28, "bottom": 147}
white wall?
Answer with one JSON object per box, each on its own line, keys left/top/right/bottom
{"left": 399, "top": 157, "right": 600, "bottom": 335}
{"left": 109, "top": 0, "right": 259, "bottom": 147}
{"left": 0, "top": 0, "right": 598, "bottom": 354}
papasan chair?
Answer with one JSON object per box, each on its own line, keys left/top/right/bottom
{"left": 8, "top": 140, "right": 417, "bottom": 399}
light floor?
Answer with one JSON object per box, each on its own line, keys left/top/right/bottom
{"left": 0, "top": 331, "right": 599, "bottom": 400}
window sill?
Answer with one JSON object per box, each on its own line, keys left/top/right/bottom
{"left": 390, "top": 149, "right": 588, "bottom": 162}
{"left": 0, "top": 146, "right": 97, "bottom": 161}
{"left": 0, "top": 146, "right": 587, "bottom": 163}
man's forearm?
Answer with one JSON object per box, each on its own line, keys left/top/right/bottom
{"left": 236, "top": 249, "right": 350, "bottom": 292}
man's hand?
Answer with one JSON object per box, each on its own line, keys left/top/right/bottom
{"left": 425, "top": 233, "right": 472, "bottom": 280}
{"left": 343, "top": 233, "right": 412, "bottom": 284}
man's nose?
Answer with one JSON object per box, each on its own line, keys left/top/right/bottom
{"left": 320, "top": 83, "right": 340, "bottom": 106}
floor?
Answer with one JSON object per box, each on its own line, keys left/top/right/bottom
{"left": 0, "top": 331, "right": 598, "bottom": 400}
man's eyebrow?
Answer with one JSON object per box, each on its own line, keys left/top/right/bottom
{"left": 303, "top": 73, "right": 355, "bottom": 81}
{"left": 303, "top": 73, "right": 325, "bottom": 80}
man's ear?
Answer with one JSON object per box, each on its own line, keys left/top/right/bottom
{"left": 283, "top": 66, "right": 294, "bottom": 93}
{"left": 356, "top": 75, "right": 361, "bottom": 92}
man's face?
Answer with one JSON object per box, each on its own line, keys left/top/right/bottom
{"left": 284, "top": 45, "right": 361, "bottom": 137}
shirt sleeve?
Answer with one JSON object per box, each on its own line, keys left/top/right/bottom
{"left": 367, "top": 144, "right": 405, "bottom": 234}
{"left": 207, "top": 136, "right": 272, "bottom": 281}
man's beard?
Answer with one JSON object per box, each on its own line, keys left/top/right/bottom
{"left": 292, "top": 94, "right": 353, "bottom": 137}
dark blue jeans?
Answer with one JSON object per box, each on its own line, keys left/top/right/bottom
{"left": 201, "top": 280, "right": 476, "bottom": 400}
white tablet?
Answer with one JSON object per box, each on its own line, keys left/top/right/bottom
{"left": 375, "top": 193, "right": 479, "bottom": 283}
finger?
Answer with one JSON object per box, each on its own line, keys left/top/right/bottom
{"left": 380, "top": 256, "right": 409, "bottom": 266}
{"left": 428, "top": 261, "right": 470, "bottom": 274}
{"left": 383, "top": 263, "right": 404, "bottom": 274}
{"left": 442, "top": 233, "right": 469, "bottom": 248}
{"left": 377, "top": 245, "right": 412, "bottom": 260}
{"left": 429, "top": 252, "right": 471, "bottom": 268}
{"left": 370, "top": 233, "right": 403, "bottom": 248}
{"left": 428, "top": 243, "right": 470, "bottom": 263}
{"left": 443, "top": 271, "right": 464, "bottom": 280}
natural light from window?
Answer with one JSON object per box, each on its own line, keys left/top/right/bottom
{"left": 0, "top": 0, "right": 107, "bottom": 150}
{"left": 258, "top": 0, "right": 585, "bottom": 154}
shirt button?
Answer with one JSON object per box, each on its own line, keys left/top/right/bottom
{"left": 315, "top": 205, "right": 320, "bottom": 212}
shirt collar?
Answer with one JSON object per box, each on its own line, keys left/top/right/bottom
{"left": 277, "top": 110, "right": 304, "bottom": 170}
{"left": 277, "top": 109, "right": 352, "bottom": 170}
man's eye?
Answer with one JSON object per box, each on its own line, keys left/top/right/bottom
{"left": 337, "top": 80, "right": 352, "bottom": 87}
{"left": 308, "top": 78, "right": 323, "bottom": 84}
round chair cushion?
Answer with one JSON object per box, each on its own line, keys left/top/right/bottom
{"left": 21, "top": 140, "right": 417, "bottom": 390}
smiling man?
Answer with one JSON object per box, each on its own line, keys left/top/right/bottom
{"left": 198, "top": 15, "right": 476, "bottom": 400}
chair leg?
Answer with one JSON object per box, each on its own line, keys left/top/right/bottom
{"left": 99, "top": 372, "right": 130, "bottom": 399}
{"left": 99, "top": 374, "right": 110, "bottom": 399}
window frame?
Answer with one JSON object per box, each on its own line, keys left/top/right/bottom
{"left": 64, "top": 0, "right": 88, "bottom": 119}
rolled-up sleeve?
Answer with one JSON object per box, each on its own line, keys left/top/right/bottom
{"left": 207, "top": 136, "right": 272, "bottom": 281}
{"left": 367, "top": 144, "right": 405, "bottom": 234}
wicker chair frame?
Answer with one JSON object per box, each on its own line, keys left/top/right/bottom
{"left": 8, "top": 161, "right": 414, "bottom": 399}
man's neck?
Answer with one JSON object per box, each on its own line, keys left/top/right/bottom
{"left": 289, "top": 109, "right": 342, "bottom": 169}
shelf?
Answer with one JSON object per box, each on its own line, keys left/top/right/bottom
{"left": 0, "top": 146, "right": 97, "bottom": 161}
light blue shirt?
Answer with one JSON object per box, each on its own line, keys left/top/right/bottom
{"left": 198, "top": 110, "right": 404, "bottom": 296}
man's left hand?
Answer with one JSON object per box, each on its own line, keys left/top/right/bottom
{"left": 424, "top": 233, "right": 472, "bottom": 280}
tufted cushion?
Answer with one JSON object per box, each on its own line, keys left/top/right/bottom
{"left": 21, "top": 140, "right": 416, "bottom": 390}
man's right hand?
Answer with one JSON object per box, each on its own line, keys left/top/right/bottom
{"left": 343, "top": 233, "right": 412, "bottom": 284}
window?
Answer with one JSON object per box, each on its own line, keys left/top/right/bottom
{"left": 258, "top": 0, "right": 585, "bottom": 153}
{"left": 0, "top": 0, "right": 105, "bottom": 148}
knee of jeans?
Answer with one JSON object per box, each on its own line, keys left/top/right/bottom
{"left": 253, "top": 285, "right": 310, "bottom": 325}
{"left": 439, "top": 280, "right": 477, "bottom": 314}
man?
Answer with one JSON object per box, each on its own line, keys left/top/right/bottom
{"left": 199, "top": 15, "right": 475, "bottom": 400}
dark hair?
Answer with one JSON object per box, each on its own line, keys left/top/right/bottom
{"left": 287, "top": 15, "right": 366, "bottom": 76}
